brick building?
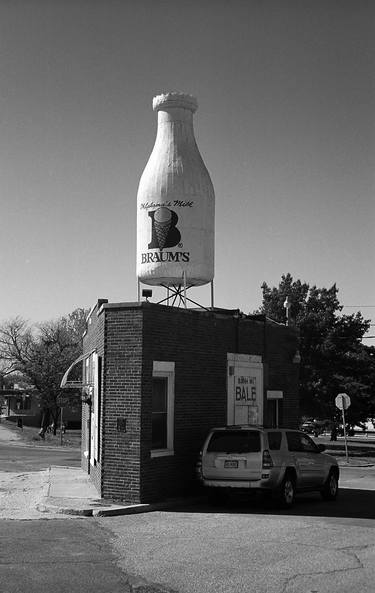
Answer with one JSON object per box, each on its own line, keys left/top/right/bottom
{"left": 77, "top": 299, "right": 300, "bottom": 504}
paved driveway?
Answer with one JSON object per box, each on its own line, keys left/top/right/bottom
{"left": 104, "top": 492, "right": 375, "bottom": 593}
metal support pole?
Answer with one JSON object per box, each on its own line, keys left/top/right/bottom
{"left": 137, "top": 279, "right": 141, "bottom": 304}
{"left": 341, "top": 407, "right": 349, "bottom": 463}
{"left": 276, "top": 401, "right": 279, "bottom": 428}
{"left": 60, "top": 407, "right": 63, "bottom": 446}
{"left": 183, "top": 271, "right": 187, "bottom": 308}
{"left": 211, "top": 280, "right": 214, "bottom": 309}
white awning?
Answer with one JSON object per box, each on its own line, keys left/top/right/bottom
{"left": 60, "top": 349, "right": 96, "bottom": 389}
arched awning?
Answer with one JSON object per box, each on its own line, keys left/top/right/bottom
{"left": 60, "top": 349, "right": 96, "bottom": 389}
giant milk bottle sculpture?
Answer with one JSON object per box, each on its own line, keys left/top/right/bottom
{"left": 137, "top": 92, "right": 215, "bottom": 299}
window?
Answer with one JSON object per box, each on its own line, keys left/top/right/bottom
{"left": 207, "top": 430, "right": 261, "bottom": 454}
{"left": 17, "top": 397, "right": 31, "bottom": 411}
{"left": 300, "top": 434, "right": 319, "bottom": 453}
{"left": 151, "top": 361, "right": 175, "bottom": 457}
{"left": 286, "top": 432, "right": 319, "bottom": 453}
{"left": 152, "top": 377, "right": 168, "bottom": 449}
{"left": 85, "top": 355, "right": 94, "bottom": 386}
{"left": 267, "top": 431, "right": 282, "bottom": 450}
{"left": 286, "top": 432, "right": 302, "bottom": 452}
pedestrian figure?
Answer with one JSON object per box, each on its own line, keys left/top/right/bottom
{"left": 330, "top": 423, "right": 337, "bottom": 441}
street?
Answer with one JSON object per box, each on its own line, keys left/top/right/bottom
{"left": 0, "top": 442, "right": 81, "bottom": 472}
{"left": 1, "top": 433, "right": 375, "bottom": 593}
{"left": 0, "top": 520, "right": 135, "bottom": 593}
{"left": 105, "top": 499, "right": 375, "bottom": 593}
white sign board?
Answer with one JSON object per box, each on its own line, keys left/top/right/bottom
{"left": 227, "top": 353, "right": 263, "bottom": 425}
{"left": 335, "top": 393, "right": 351, "bottom": 410}
{"left": 267, "top": 390, "right": 283, "bottom": 400}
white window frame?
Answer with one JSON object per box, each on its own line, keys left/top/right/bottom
{"left": 151, "top": 361, "right": 175, "bottom": 458}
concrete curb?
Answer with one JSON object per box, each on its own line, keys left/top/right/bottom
{"left": 38, "top": 496, "right": 206, "bottom": 517}
{"left": 337, "top": 459, "right": 374, "bottom": 468}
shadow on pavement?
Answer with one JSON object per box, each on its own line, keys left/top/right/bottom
{"left": 171, "top": 488, "right": 375, "bottom": 521}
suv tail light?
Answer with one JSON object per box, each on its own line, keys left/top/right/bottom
{"left": 262, "top": 449, "right": 274, "bottom": 469}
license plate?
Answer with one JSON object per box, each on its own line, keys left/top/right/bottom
{"left": 224, "top": 460, "right": 238, "bottom": 468}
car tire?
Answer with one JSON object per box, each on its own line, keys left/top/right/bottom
{"left": 275, "top": 472, "right": 295, "bottom": 508}
{"left": 321, "top": 470, "right": 339, "bottom": 501}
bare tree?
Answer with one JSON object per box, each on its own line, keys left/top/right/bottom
{"left": 0, "top": 309, "right": 88, "bottom": 436}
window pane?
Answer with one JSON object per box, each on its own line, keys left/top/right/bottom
{"left": 268, "top": 431, "right": 282, "bottom": 450}
{"left": 286, "top": 432, "right": 302, "bottom": 452}
{"left": 207, "top": 431, "right": 260, "bottom": 453}
{"left": 152, "top": 377, "right": 167, "bottom": 413}
{"left": 152, "top": 413, "right": 167, "bottom": 449}
{"left": 300, "top": 434, "right": 318, "bottom": 453}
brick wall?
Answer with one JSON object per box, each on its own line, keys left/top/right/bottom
{"left": 139, "top": 305, "right": 299, "bottom": 502}
{"left": 100, "top": 304, "right": 143, "bottom": 502}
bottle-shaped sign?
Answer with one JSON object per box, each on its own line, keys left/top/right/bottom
{"left": 137, "top": 92, "right": 215, "bottom": 287}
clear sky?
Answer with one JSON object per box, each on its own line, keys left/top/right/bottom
{"left": 1, "top": 0, "right": 374, "bottom": 342}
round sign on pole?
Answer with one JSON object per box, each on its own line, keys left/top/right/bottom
{"left": 335, "top": 393, "right": 351, "bottom": 410}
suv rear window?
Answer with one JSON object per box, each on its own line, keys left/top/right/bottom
{"left": 207, "top": 430, "right": 261, "bottom": 453}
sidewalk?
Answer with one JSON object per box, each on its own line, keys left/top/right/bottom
{"left": 38, "top": 466, "right": 158, "bottom": 517}
{"left": 0, "top": 422, "right": 192, "bottom": 517}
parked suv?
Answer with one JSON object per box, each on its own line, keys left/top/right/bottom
{"left": 196, "top": 426, "right": 339, "bottom": 507}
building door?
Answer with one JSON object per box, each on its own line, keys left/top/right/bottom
{"left": 227, "top": 354, "right": 263, "bottom": 425}
{"left": 90, "top": 352, "right": 100, "bottom": 467}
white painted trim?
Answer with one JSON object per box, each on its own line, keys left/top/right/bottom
{"left": 153, "top": 361, "right": 175, "bottom": 372}
{"left": 152, "top": 361, "right": 175, "bottom": 455}
{"left": 227, "top": 353, "right": 262, "bottom": 365}
{"left": 151, "top": 449, "right": 174, "bottom": 458}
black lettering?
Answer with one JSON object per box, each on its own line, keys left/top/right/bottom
{"left": 140, "top": 251, "right": 190, "bottom": 264}
{"left": 168, "top": 253, "right": 179, "bottom": 262}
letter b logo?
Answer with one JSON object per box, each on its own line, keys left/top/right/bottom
{"left": 148, "top": 207, "right": 181, "bottom": 250}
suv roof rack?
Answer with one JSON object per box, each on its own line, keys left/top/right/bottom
{"left": 224, "top": 424, "right": 264, "bottom": 429}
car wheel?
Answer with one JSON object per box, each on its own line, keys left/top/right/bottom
{"left": 321, "top": 470, "right": 339, "bottom": 501}
{"left": 275, "top": 473, "right": 295, "bottom": 508}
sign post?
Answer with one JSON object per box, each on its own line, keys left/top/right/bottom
{"left": 57, "top": 396, "right": 69, "bottom": 446}
{"left": 60, "top": 407, "right": 63, "bottom": 446}
{"left": 335, "top": 393, "right": 351, "bottom": 463}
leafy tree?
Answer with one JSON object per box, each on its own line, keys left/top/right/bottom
{"left": 257, "top": 274, "right": 375, "bottom": 427}
{"left": 0, "top": 308, "right": 88, "bottom": 436}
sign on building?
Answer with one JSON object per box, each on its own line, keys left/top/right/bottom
{"left": 227, "top": 354, "right": 263, "bottom": 425}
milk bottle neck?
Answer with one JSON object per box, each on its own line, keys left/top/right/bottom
{"left": 156, "top": 107, "right": 196, "bottom": 145}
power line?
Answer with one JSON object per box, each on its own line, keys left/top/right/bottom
{"left": 342, "top": 305, "right": 375, "bottom": 308}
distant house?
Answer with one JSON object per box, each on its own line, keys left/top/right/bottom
{"left": 0, "top": 388, "right": 81, "bottom": 429}
{"left": 1, "top": 389, "right": 38, "bottom": 425}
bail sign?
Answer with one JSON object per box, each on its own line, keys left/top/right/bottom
{"left": 235, "top": 376, "right": 257, "bottom": 402}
